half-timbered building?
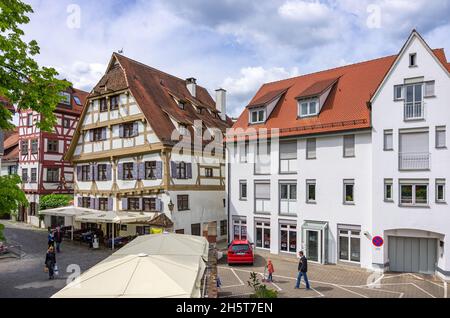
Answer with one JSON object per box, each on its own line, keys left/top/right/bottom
{"left": 18, "top": 87, "right": 88, "bottom": 226}
{"left": 65, "top": 53, "right": 232, "bottom": 240}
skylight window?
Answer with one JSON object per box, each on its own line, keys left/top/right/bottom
{"left": 73, "top": 96, "right": 82, "bottom": 106}
{"left": 298, "top": 98, "right": 319, "bottom": 117}
{"left": 249, "top": 108, "right": 265, "bottom": 124}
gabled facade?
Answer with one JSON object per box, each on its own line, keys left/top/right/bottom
{"left": 0, "top": 128, "right": 19, "bottom": 176}
{"left": 66, "top": 53, "right": 232, "bottom": 239}
{"left": 18, "top": 87, "right": 88, "bottom": 226}
{"left": 227, "top": 30, "right": 450, "bottom": 279}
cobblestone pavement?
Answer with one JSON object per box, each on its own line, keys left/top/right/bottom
{"left": 0, "top": 221, "right": 112, "bottom": 298}
{"left": 217, "top": 251, "right": 448, "bottom": 298}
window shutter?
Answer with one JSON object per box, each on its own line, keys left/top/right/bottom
{"left": 89, "top": 164, "right": 95, "bottom": 181}
{"left": 101, "top": 128, "right": 107, "bottom": 140}
{"left": 138, "top": 198, "right": 143, "bottom": 211}
{"left": 117, "top": 163, "right": 123, "bottom": 180}
{"left": 156, "top": 161, "right": 163, "bottom": 179}
{"left": 133, "top": 122, "right": 139, "bottom": 137}
{"left": 89, "top": 197, "right": 95, "bottom": 209}
{"left": 89, "top": 130, "right": 94, "bottom": 142}
{"left": 122, "top": 198, "right": 128, "bottom": 211}
{"left": 170, "top": 161, "right": 177, "bottom": 179}
{"left": 156, "top": 198, "right": 162, "bottom": 212}
{"left": 94, "top": 198, "right": 99, "bottom": 210}
{"left": 344, "top": 135, "right": 355, "bottom": 157}
{"left": 186, "top": 163, "right": 192, "bottom": 179}
{"left": 106, "top": 164, "right": 112, "bottom": 181}
{"left": 306, "top": 139, "right": 316, "bottom": 159}
{"left": 280, "top": 142, "right": 297, "bottom": 160}
{"left": 92, "top": 163, "right": 98, "bottom": 181}
{"left": 138, "top": 162, "right": 145, "bottom": 180}
{"left": 255, "top": 183, "right": 270, "bottom": 199}
{"left": 76, "top": 166, "right": 82, "bottom": 181}
{"left": 119, "top": 125, "right": 124, "bottom": 138}
{"left": 77, "top": 197, "right": 82, "bottom": 207}
{"left": 132, "top": 163, "right": 138, "bottom": 180}
{"left": 108, "top": 197, "right": 113, "bottom": 211}
{"left": 425, "top": 81, "right": 435, "bottom": 97}
{"left": 400, "top": 132, "right": 429, "bottom": 153}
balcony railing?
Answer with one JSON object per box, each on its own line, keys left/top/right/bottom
{"left": 399, "top": 152, "right": 430, "bottom": 170}
{"left": 404, "top": 102, "right": 424, "bottom": 120}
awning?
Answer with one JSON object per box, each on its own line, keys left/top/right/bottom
{"left": 39, "top": 206, "right": 98, "bottom": 217}
{"left": 302, "top": 220, "right": 328, "bottom": 231}
{"left": 75, "top": 211, "right": 156, "bottom": 224}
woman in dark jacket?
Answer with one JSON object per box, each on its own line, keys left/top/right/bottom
{"left": 45, "top": 246, "right": 56, "bottom": 279}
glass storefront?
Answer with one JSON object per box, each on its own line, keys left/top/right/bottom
{"left": 280, "top": 224, "right": 297, "bottom": 253}
{"left": 233, "top": 218, "right": 247, "bottom": 240}
{"left": 338, "top": 229, "right": 361, "bottom": 263}
{"left": 255, "top": 220, "right": 270, "bottom": 249}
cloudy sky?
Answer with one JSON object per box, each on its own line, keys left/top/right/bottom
{"left": 22, "top": 0, "right": 450, "bottom": 117}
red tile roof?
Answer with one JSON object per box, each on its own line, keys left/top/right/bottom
{"left": 295, "top": 77, "right": 339, "bottom": 100}
{"left": 247, "top": 88, "right": 288, "bottom": 109}
{"left": 2, "top": 129, "right": 19, "bottom": 161}
{"left": 230, "top": 49, "right": 448, "bottom": 140}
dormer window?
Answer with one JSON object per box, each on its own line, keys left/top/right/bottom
{"left": 178, "top": 101, "right": 186, "bottom": 110}
{"left": 179, "top": 124, "right": 188, "bottom": 135}
{"left": 409, "top": 53, "right": 417, "bottom": 67}
{"left": 298, "top": 98, "right": 319, "bottom": 118}
{"left": 60, "top": 92, "right": 71, "bottom": 105}
{"left": 250, "top": 108, "right": 265, "bottom": 124}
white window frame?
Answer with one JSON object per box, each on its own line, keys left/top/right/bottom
{"left": 255, "top": 182, "right": 271, "bottom": 214}
{"left": 424, "top": 81, "right": 435, "bottom": 98}
{"left": 343, "top": 135, "right": 355, "bottom": 158}
{"left": 249, "top": 108, "right": 266, "bottom": 124}
{"left": 306, "top": 138, "right": 316, "bottom": 159}
{"left": 404, "top": 83, "right": 424, "bottom": 120}
{"left": 399, "top": 181, "right": 429, "bottom": 206}
{"left": 255, "top": 220, "right": 271, "bottom": 250}
{"left": 384, "top": 179, "right": 394, "bottom": 202}
{"left": 306, "top": 179, "right": 316, "bottom": 204}
{"left": 436, "top": 126, "right": 446, "bottom": 149}
{"left": 279, "top": 182, "right": 297, "bottom": 215}
{"left": 279, "top": 141, "right": 298, "bottom": 174}
{"left": 298, "top": 98, "right": 319, "bottom": 118}
{"left": 280, "top": 223, "right": 297, "bottom": 254}
{"left": 409, "top": 53, "right": 417, "bottom": 67}
{"left": 384, "top": 130, "right": 393, "bottom": 151}
{"left": 232, "top": 218, "right": 247, "bottom": 241}
{"left": 338, "top": 229, "right": 361, "bottom": 263}
{"left": 343, "top": 179, "right": 355, "bottom": 204}
{"left": 436, "top": 179, "right": 446, "bottom": 203}
{"left": 394, "top": 85, "right": 404, "bottom": 101}
{"left": 60, "top": 92, "right": 71, "bottom": 105}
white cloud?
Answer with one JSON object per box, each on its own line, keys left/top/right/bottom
{"left": 278, "top": 0, "right": 333, "bottom": 23}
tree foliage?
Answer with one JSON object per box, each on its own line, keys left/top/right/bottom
{"left": 0, "top": 175, "right": 28, "bottom": 217}
{"left": 39, "top": 194, "right": 73, "bottom": 211}
{"left": 0, "top": 0, "right": 71, "bottom": 131}
{"left": 247, "top": 272, "right": 278, "bottom": 298}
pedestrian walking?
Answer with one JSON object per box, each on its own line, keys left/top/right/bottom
{"left": 47, "top": 227, "right": 54, "bottom": 248}
{"left": 54, "top": 226, "right": 63, "bottom": 253}
{"left": 267, "top": 259, "right": 275, "bottom": 282}
{"left": 45, "top": 246, "right": 57, "bottom": 280}
{"left": 295, "top": 251, "right": 311, "bottom": 290}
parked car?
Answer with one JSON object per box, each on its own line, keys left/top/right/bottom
{"left": 227, "top": 240, "right": 254, "bottom": 265}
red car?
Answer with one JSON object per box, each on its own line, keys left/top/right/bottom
{"left": 227, "top": 240, "right": 254, "bottom": 265}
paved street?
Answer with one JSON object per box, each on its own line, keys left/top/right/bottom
{"left": 218, "top": 251, "right": 448, "bottom": 298}
{"left": 0, "top": 221, "right": 112, "bottom": 298}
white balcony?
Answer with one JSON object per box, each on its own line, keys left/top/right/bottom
{"left": 404, "top": 102, "right": 424, "bottom": 120}
{"left": 399, "top": 152, "right": 430, "bottom": 170}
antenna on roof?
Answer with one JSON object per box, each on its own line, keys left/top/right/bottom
{"left": 118, "top": 48, "right": 124, "bottom": 54}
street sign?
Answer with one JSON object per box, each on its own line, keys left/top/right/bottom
{"left": 372, "top": 236, "right": 384, "bottom": 247}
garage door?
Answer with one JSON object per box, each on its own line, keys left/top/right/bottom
{"left": 388, "top": 236, "right": 437, "bottom": 274}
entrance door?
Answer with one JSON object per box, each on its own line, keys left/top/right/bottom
{"left": 388, "top": 236, "right": 437, "bottom": 274}
{"left": 305, "top": 229, "right": 321, "bottom": 263}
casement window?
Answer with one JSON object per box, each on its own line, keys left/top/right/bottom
{"left": 400, "top": 180, "right": 428, "bottom": 206}
{"left": 98, "top": 198, "right": 109, "bottom": 211}
{"left": 343, "top": 135, "right": 355, "bottom": 157}
{"left": 22, "top": 169, "right": 28, "bottom": 182}
{"left": 249, "top": 108, "right": 265, "bottom": 124}
{"left": 29, "top": 203, "right": 37, "bottom": 216}
{"left": 120, "top": 122, "right": 139, "bottom": 138}
{"left": 425, "top": 81, "right": 435, "bottom": 97}
{"left": 339, "top": 229, "right": 361, "bottom": 263}
{"left": 239, "top": 180, "right": 247, "bottom": 200}
{"left": 91, "top": 127, "right": 107, "bottom": 142}
{"left": 255, "top": 141, "right": 271, "bottom": 175}
{"left": 145, "top": 161, "right": 157, "bottom": 179}
{"left": 171, "top": 161, "right": 192, "bottom": 179}
{"left": 110, "top": 95, "right": 120, "bottom": 110}
{"left": 436, "top": 126, "right": 446, "bottom": 148}
{"left": 220, "top": 220, "right": 228, "bottom": 236}
{"left": 128, "top": 198, "right": 141, "bottom": 211}
{"left": 143, "top": 198, "right": 157, "bottom": 212}
{"left": 81, "top": 197, "right": 91, "bottom": 209}
{"left": 298, "top": 98, "right": 319, "bottom": 117}
{"left": 384, "top": 179, "right": 393, "bottom": 202}
{"left": 280, "top": 183, "right": 297, "bottom": 215}
{"left": 279, "top": 141, "right": 297, "bottom": 173}
{"left": 60, "top": 92, "right": 71, "bottom": 105}
{"left": 343, "top": 179, "right": 355, "bottom": 204}
{"left": 306, "top": 138, "right": 316, "bottom": 159}
{"left": 8, "top": 165, "right": 17, "bottom": 175}
{"left": 21, "top": 141, "right": 28, "bottom": 155}
{"left": 404, "top": 83, "right": 424, "bottom": 120}
{"left": 177, "top": 195, "right": 189, "bottom": 211}
{"left": 30, "top": 168, "right": 37, "bottom": 183}
{"left": 178, "top": 101, "right": 186, "bottom": 110}
{"left": 255, "top": 182, "right": 271, "bottom": 213}
{"left": 46, "top": 168, "right": 59, "bottom": 182}
{"left": 239, "top": 141, "right": 249, "bottom": 163}
{"left": 205, "top": 168, "right": 213, "bottom": 178}
{"left": 409, "top": 53, "right": 417, "bottom": 67}
{"left": 191, "top": 223, "right": 201, "bottom": 236}
{"left": 81, "top": 165, "right": 91, "bottom": 181}
{"left": 27, "top": 114, "right": 33, "bottom": 127}
{"left": 394, "top": 85, "right": 404, "bottom": 101}
{"left": 31, "top": 139, "right": 38, "bottom": 154}
{"left": 177, "top": 162, "right": 187, "bottom": 179}
{"left": 436, "top": 179, "right": 446, "bottom": 203}
{"left": 136, "top": 226, "right": 151, "bottom": 235}
{"left": 306, "top": 180, "right": 316, "bottom": 203}
{"left": 97, "top": 164, "right": 108, "bottom": 181}
{"left": 123, "top": 163, "right": 135, "bottom": 180}
{"left": 47, "top": 140, "right": 59, "bottom": 153}
{"left": 99, "top": 98, "right": 108, "bottom": 112}
{"left": 384, "top": 130, "right": 393, "bottom": 151}
{"left": 399, "top": 130, "right": 429, "bottom": 170}
{"left": 63, "top": 118, "right": 71, "bottom": 128}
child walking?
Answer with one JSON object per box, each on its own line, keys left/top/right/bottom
{"left": 267, "top": 259, "right": 275, "bottom": 282}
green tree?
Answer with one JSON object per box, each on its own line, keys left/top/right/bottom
{"left": 39, "top": 194, "right": 73, "bottom": 211}
{"left": 0, "top": 175, "right": 28, "bottom": 218}
{"left": 0, "top": 0, "right": 71, "bottom": 131}
{"left": 0, "top": 224, "right": 5, "bottom": 241}
{"left": 247, "top": 272, "right": 278, "bottom": 298}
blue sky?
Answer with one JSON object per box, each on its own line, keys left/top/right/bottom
{"left": 23, "top": 0, "right": 450, "bottom": 117}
